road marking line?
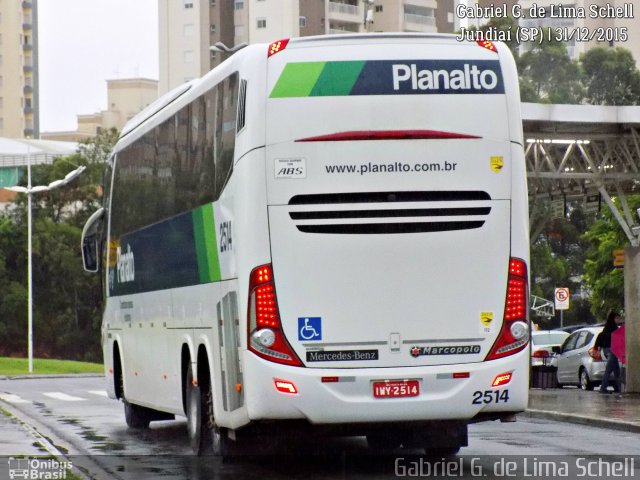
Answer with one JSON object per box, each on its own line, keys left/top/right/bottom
{"left": 0, "top": 393, "right": 30, "bottom": 404}
{"left": 43, "top": 392, "right": 85, "bottom": 401}
{"left": 88, "top": 390, "right": 108, "bottom": 397}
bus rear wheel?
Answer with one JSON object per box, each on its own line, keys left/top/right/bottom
{"left": 186, "top": 364, "right": 211, "bottom": 455}
{"left": 212, "top": 425, "right": 233, "bottom": 459}
{"left": 366, "top": 433, "right": 402, "bottom": 450}
{"left": 124, "top": 401, "right": 151, "bottom": 429}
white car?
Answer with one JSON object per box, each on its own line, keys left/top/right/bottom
{"left": 531, "top": 330, "right": 570, "bottom": 368}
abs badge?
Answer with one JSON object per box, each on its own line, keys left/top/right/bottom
{"left": 490, "top": 156, "right": 504, "bottom": 173}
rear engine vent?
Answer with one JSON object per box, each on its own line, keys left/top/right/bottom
{"left": 288, "top": 191, "right": 492, "bottom": 235}
{"left": 289, "top": 191, "right": 491, "bottom": 205}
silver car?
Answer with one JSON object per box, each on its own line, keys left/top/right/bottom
{"left": 554, "top": 327, "right": 606, "bottom": 390}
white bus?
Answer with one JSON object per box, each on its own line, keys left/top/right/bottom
{"left": 82, "top": 34, "right": 530, "bottom": 456}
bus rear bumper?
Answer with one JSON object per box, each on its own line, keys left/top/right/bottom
{"left": 242, "top": 351, "right": 528, "bottom": 425}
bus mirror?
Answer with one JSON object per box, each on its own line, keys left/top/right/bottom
{"left": 81, "top": 208, "right": 105, "bottom": 273}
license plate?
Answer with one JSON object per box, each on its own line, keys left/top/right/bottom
{"left": 373, "top": 380, "right": 419, "bottom": 398}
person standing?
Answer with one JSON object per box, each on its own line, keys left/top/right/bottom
{"left": 596, "top": 311, "right": 621, "bottom": 394}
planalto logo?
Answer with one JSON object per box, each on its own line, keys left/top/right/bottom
{"left": 392, "top": 63, "right": 499, "bottom": 92}
{"left": 270, "top": 59, "right": 504, "bottom": 98}
{"left": 116, "top": 244, "right": 135, "bottom": 284}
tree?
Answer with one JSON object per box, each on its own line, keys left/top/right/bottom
{"left": 583, "top": 195, "right": 640, "bottom": 320}
{"left": 518, "top": 33, "right": 584, "bottom": 104}
{"left": 581, "top": 47, "right": 640, "bottom": 105}
{"left": 530, "top": 206, "right": 594, "bottom": 327}
{"left": 0, "top": 131, "right": 118, "bottom": 361}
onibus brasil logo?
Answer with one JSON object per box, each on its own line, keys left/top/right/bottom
{"left": 7, "top": 457, "right": 73, "bottom": 480}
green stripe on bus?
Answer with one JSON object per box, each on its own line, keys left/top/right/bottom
{"left": 270, "top": 62, "right": 326, "bottom": 98}
{"left": 309, "top": 61, "right": 366, "bottom": 96}
{"left": 193, "top": 204, "right": 221, "bottom": 283}
{"left": 193, "top": 208, "right": 209, "bottom": 283}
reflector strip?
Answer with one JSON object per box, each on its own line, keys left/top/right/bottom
{"left": 274, "top": 379, "right": 298, "bottom": 394}
{"left": 453, "top": 372, "right": 471, "bottom": 379}
{"left": 321, "top": 376, "right": 340, "bottom": 383}
{"left": 296, "top": 130, "right": 481, "bottom": 142}
{"left": 492, "top": 372, "right": 513, "bottom": 387}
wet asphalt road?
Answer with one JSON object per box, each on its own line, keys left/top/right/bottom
{"left": 1, "top": 376, "right": 639, "bottom": 479}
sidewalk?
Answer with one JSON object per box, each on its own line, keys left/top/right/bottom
{"left": 526, "top": 387, "right": 640, "bottom": 432}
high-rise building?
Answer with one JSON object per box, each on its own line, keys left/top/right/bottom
{"left": 0, "top": 0, "right": 39, "bottom": 138}
{"left": 159, "top": 0, "right": 462, "bottom": 94}
{"left": 159, "top": 0, "right": 234, "bottom": 94}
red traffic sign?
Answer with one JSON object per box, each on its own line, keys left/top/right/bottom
{"left": 554, "top": 288, "right": 570, "bottom": 310}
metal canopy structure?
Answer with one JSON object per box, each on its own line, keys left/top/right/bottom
{"left": 523, "top": 103, "right": 640, "bottom": 244}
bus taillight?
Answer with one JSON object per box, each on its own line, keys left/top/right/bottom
{"left": 248, "top": 264, "right": 303, "bottom": 366}
{"left": 485, "top": 258, "right": 529, "bottom": 361}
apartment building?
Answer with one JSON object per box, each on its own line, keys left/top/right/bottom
{"left": 159, "top": 0, "right": 460, "bottom": 94}
{"left": 41, "top": 78, "right": 158, "bottom": 142}
{"left": 159, "top": 0, "right": 234, "bottom": 94}
{"left": 0, "top": 0, "right": 38, "bottom": 138}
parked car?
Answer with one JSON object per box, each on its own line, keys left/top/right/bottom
{"left": 531, "top": 330, "right": 570, "bottom": 368}
{"left": 553, "top": 327, "right": 606, "bottom": 390}
{"left": 558, "top": 323, "right": 602, "bottom": 334}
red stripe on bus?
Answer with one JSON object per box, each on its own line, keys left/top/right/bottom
{"left": 295, "top": 130, "right": 481, "bottom": 142}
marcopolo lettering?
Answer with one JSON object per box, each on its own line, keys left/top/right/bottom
{"left": 116, "top": 244, "right": 135, "bottom": 284}
{"left": 306, "top": 350, "right": 379, "bottom": 362}
{"left": 392, "top": 63, "right": 499, "bottom": 92}
{"left": 411, "top": 345, "right": 481, "bottom": 357}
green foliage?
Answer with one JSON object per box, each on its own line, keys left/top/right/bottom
{"left": 581, "top": 47, "right": 640, "bottom": 106}
{"left": 518, "top": 33, "right": 584, "bottom": 104}
{"left": 0, "top": 131, "right": 117, "bottom": 361}
{"left": 530, "top": 206, "right": 595, "bottom": 328}
{"left": 582, "top": 196, "right": 640, "bottom": 319}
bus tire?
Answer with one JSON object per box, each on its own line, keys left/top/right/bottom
{"left": 186, "top": 364, "right": 211, "bottom": 455}
{"left": 212, "top": 426, "right": 232, "bottom": 460}
{"left": 124, "top": 401, "right": 150, "bottom": 429}
{"left": 424, "top": 446, "right": 461, "bottom": 457}
{"left": 366, "top": 434, "right": 401, "bottom": 450}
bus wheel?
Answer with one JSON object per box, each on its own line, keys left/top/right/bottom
{"left": 366, "top": 434, "right": 401, "bottom": 450}
{"left": 124, "top": 401, "right": 150, "bottom": 429}
{"left": 424, "top": 446, "right": 461, "bottom": 457}
{"left": 186, "top": 364, "right": 210, "bottom": 455}
{"left": 212, "top": 425, "right": 232, "bottom": 459}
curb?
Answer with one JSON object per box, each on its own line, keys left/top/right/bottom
{"left": 523, "top": 408, "right": 640, "bottom": 433}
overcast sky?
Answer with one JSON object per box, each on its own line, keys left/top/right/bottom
{"left": 38, "top": 0, "right": 159, "bottom": 133}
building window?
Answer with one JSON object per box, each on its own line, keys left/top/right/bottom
{"left": 234, "top": 1, "right": 243, "bottom": 9}
{"left": 183, "top": 0, "right": 193, "bottom": 8}
{"left": 257, "top": 18, "right": 266, "bottom": 29}
{"left": 299, "top": 16, "right": 307, "bottom": 27}
{"left": 375, "top": 5, "right": 383, "bottom": 12}
{"left": 211, "top": 0, "right": 216, "bottom": 5}
{"left": 210, "top": 24, "right": 216, "bottom": 33}
{"left": 184, "top": 24, "right": 194, "bottom": 36}
{"left": 184, "top": 50, "right": 194, "bottom": 63}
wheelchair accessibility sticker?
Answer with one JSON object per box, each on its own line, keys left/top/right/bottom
{"left": 298, "top": 317, "right": 322, "bottom": 341}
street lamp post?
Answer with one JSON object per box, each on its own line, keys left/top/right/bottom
{"left": 7, "top": 149, "right": 85, "bottom": 373}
